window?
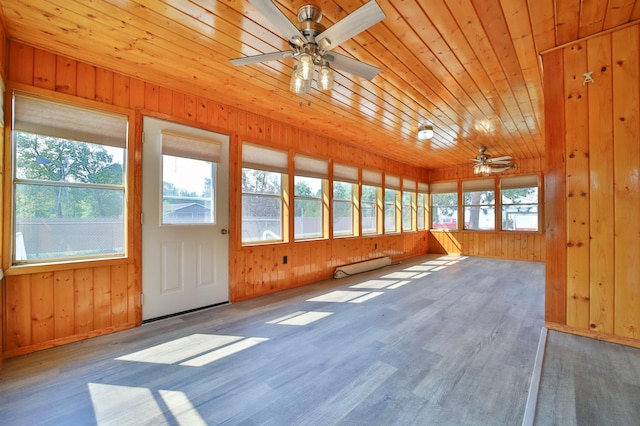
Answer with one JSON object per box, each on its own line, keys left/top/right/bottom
{"left": 417, "top": 182, "right": 428, "bottom": 230}
{"left": 463, "top": 178, "right": 495, "bottom": 230}
{"left": 294, "top": 155, "right": 328, "bottom": 240}
{"left": 12, "top": 93, "right": 128, "bottom": 263}
{"left": 431, "top": 181, "right": 458, "bottom": 230}
{"left": 161, "top": 131, "right": 219, "bottom": 225}
{"left": 333, "top": 163, "right": 359, "bottom": 237}
{"left": 242, "top": 143, "right": 288, "bottom": 244}
{"left": 384, "top": 175, "right": 401, "bottom": 233}
{"left": 402, "top": 179, "right": 416, "bottom": 231}
{"left": 501, "top": 175, "right": 539, "bottom": 231}
{"left": 362, "top": 169, "right": 382, "bottom": 235}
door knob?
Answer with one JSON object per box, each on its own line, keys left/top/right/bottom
{"left": 221, "top": 228, "right": 229, "bottom": 235}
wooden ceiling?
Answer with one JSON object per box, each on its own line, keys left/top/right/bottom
{"left": 1, "top": 0, "right": 639, "bottom": 169}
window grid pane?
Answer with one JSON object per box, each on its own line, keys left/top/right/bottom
{"left": 242, "top": 168, "right": 284, "bottom": 244}
{"left": 402, "top": 191, "right": 414, "bottom": 231}
{"left": 417, "top": 193, "right": 426, "bottom": 230}
{"left": 463, "top": 190, "right": 495, "bottom": 230}
{"left": 501, "top": 186, "right": 539, "bottom": 231}
{"left": 361, "top": 185, "right": 378, "bottom": 234}
{"left": 384, "top": 189, "right": 398, "bottom": 233}
{"left": 333, "top": 181, "right": 355, "bottom": 237}
{"left": 14, "top": 184, "right": 125, "bottom": 261}
{"left": 162, "top": 155, "right": 215, "bottom": 225}
{"left": 431, "top": 192, "right": 458, "bottom": 229}
{"left": 295, "top": 176, "right": 324, "bottom": 240}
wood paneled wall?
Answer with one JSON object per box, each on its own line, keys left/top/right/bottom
{"left": 2, "top": 41, "right": 428, "bottom": 356}
{"left": 428, "top": 231, "right": 545, "bottom": 262}
{"left": 426, "top": 158, "right": 545, "bottom": 262}
{"left": 0, "top": 22, "right": 6, "bottom": 368}
{"left": 543, "top": 24, "right": 640, "bottom": 347}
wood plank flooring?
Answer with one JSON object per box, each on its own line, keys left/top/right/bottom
{"left": 0, "top": 255, "right": 545, "bottom": 425}
{"left": 534, "top": 330, "right": 640, "bottom": 425}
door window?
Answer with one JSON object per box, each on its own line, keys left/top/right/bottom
{"left": 160, "top": 131, "right": 220, "bottom": 225}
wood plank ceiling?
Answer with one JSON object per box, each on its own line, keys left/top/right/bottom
{"left": 1, "top": 0, "right": 639, "bottom": 169}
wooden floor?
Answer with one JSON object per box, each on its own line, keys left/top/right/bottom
{"left": 534, "top": 330, "right": 640, "bottom": 425}
{"left": 0, "top": 255, "right": 545, "bottom": 425}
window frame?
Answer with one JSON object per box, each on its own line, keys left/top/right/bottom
{"left": 500, "top": 174, "right": 540, "bottom": 232}
{"left": 384, "top": 175, "right": 401, "bottom": 234}
{"left": 293, "top": 155, "right": 329, "bottom": 241}
{"left": 241, "top": 142, "right": 289, "bottom": 246}
{"left": 332, "top": 162, "right": 360, "bottom": 238}
{"left": 361, "top": 169, "right": 383, "bottom": 236}
{"left": 293, "top": 175, "right": 328, "bottom": 241}
{"left": 402, "top": 179, "right": 416, "bottom": 232}
{"left": 10, "top": 91, "right": 131, "bottom": 266}
{"left": 417, "top": 182, "right": 429, "bottom": 231}
{"left": 430, "top": 181, "right": 459, "bottom": 231}
{"left": 332, "top": 180, "right": 359, "bottom": 238}
{"left": 462, "top": 178, "right": 496, "bottom": 231}
{"left": 241, "top": 167, "right": 288, "bottom": 245}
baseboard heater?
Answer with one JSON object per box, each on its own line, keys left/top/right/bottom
{"left": 333, "top": 256, "right": 392, "bottom": 279}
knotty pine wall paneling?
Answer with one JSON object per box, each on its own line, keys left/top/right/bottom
{"left": 542, "top": 24, "right": 640, "bottom": 348}
{"left": 0, "top": 21, "right": 6, "bottom": 368}
{"left": 427, "top": 157, "right": 545, "bottom": 262}
{"left": 2, "top": 41, "right": 428, "bottom": 356}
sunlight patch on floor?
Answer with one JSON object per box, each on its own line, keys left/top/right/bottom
{"left": 388, "top": 280, "right": 411, "bottom": 289}
{"left": 266, "top": 311, "right": 333, "bottom": 325}
{"left": 89, "top": 383, "right": 165, "bottom": 425}
{"left": 350, "top": 279, "right": 398, "bottom": 289}
{"left": 116, "top": 334, "right": 243, "bottom": 364}
{"left": 159, "top": 390, "right": 207, "bottom": 426}
{"left": 348, "top": 291, "right": 384, "bottom": 303}
{"left": 89, "top": 384, "right": 207, "bottom": 426}
{"left": 116, "top": 333, "right": 269, "bottom": 367}
{"left": 307, "top": 290, "right": 371, "bottom": 303}
{"left": 181, "top": 337, "right": 268, "bottom": 367}
{"left": 381, "top": 271, "right": 421, "bottom": 279}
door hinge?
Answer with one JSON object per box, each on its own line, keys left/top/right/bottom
{"left": 141, "top": 294, "right": 144, "bottom": 305}
{"left": 142, "top": 131, "right": 146, "bottom": 144}
{"left": 141, "top": 212, "right": 144, "bottom": 225}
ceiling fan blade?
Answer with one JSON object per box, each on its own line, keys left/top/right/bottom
{"left": 230, "top": 51, "right": 293, "bottom": 66}
{"left": 315, "top": 1, "right": 386, "bottom": 50}
{"left": 487, "top": 160, "right": 511, "bottom": 165}
{"left": 488, "top": 165, "right": 516, "bottom": 173}
{"left": 324, "top": 52, "right": 380, "bottom": 80}
{"left": 488, "top": 155, "right": 512, "bottom": 162}
{"left": 248, "top": 0, "right": 305, "bottom": 46}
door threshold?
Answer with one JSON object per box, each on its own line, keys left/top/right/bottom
{"left": 142, "top": 301, "right": 229, "bottom": 324}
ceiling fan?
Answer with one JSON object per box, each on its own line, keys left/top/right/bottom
{"left": 471, "top": 146, "right": 515, "bottom": 174}
{"left": 230, "top": 0, "right": 386, "bottom": 94}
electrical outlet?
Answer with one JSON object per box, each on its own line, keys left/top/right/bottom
{"left": 283, "top": 255, "right": 288, "bottom": 264}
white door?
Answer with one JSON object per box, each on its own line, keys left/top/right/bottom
{"left": 142, "top": 117, "right": 229, "bottom": 321}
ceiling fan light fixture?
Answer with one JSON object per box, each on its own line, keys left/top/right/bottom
{"left": 298, "top": 52, "right": 314, "bottom": 81}
{"left": 317, "top": 62, "right": 334, "bottom": 90}
{"left": 474, "top": 163, "right": 492, "bottom": 175}
{"left": 417, "top": 122, "right": 434, "bottom": 140}
{"left": 290, "top": 65, "right": 311, "bottom": 94}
